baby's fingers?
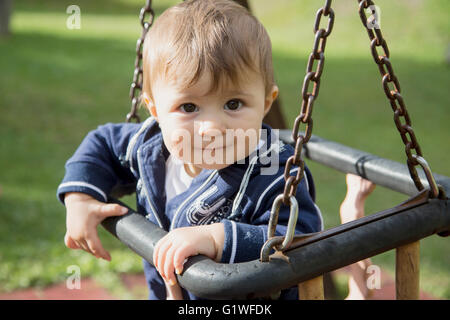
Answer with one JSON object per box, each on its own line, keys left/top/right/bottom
{"left": 64, "top": 233, "right": 80, "bottom": 250}
{"left": 86, "top": 232, "right": 111, "bottom": 261}
{"left": 75, "top": 239, "right": 94, "bottom": 255}
{"left": 95, "top": 203, "right": 128, "bottom": 218}
{"left": 173, "top": 245, "right": 194, "bottom": 276}
{"left": 153, "top": 238, "right": 163, "bottom": 270}
{"left": 163, "top": 246, "right": 178, "bottom": 285}
{"left": 156, "top": 241, "right": 173, "bottom": 279}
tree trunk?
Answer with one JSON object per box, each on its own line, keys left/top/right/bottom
{"left": 0, "top": 0, "right": 12, "bottom": 36}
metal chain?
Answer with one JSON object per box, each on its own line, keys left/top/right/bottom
{"left": 357, "top": 0, "right": 440, "bottom": 198}
{"left": 263, "top": 0, "right": 335, "bottom": 255}
{"left": 126, "top": 0, "right": 155, "bottom": 123}
{"left": 283, "top": 0, "right": 334, "bottom": 205}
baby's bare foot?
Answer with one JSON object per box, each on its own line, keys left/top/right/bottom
{"left": 346, "top": 174, "right": 376, "bottom": 199}
{"left": 340, "top": 174, "right": 376, "bottom": 223}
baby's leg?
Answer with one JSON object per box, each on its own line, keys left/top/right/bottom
{"left": 164, "top": 280, "right": 183, "bottom": 300}
{"left": 339, "top": 174, "right": 376, "bottom": 300}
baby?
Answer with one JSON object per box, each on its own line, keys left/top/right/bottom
{"left": 57, "top": 0, "right": 323, "bottom": 300}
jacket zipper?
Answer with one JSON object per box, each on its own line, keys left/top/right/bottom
{"left": 137, "top": 146, "right": 164, "bottom": 228}
{"left": 170, "top": 170, "right": 218, "bottom": 231}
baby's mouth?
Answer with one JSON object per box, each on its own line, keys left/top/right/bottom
{"left": 196, "top": 143, "right": 233, "bottom": 151}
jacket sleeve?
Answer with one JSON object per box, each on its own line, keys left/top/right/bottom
{"left": 56, "top": 122, "right": 143, "bottom": 204}
{"left": 220, "top": 168, "right": 323, "bottom": 264}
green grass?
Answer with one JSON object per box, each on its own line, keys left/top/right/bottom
{"left": 0, "top": 0, "right": 448, "bottom": 299}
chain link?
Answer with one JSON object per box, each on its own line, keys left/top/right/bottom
{"left": 357, "top": 0, "right": 441, "bottom": 197}
{"left": 126, "top": 0, "right": 155, "bottom": 123}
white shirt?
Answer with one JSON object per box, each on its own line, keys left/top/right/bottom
{"left": 165, "top": 155, "right": 196, "bottom": 203}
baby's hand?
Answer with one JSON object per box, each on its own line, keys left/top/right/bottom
{"left": 153, "top": 223, "right": 224, "bottom": 286}
{"left": 64, "top": 192, "right": 128, "bottom": 261}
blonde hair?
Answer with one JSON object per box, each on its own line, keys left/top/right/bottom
{"left": 142, "top": 0, "right": 275, "bottom": 102}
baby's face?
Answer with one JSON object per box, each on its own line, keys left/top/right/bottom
{"left": 146, "top": 71, "right": 277, "bottom": 172}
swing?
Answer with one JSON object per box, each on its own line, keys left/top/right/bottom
{"left": 103, "top": 0, "right": 450, "bottom": 299}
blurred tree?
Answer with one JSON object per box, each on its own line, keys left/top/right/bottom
{"left": 0, "top": 0, "right": 12, "bottom": 36}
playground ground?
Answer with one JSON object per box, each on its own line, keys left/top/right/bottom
{"left": 0, "top": 267, "right": 438, "bottom": 300}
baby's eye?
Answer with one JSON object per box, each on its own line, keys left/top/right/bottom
{"left": 224, "top": 99, "right": 243, "bottom": 111}
{"left": 179, "top": 103, "right": 198, "bottom": 113}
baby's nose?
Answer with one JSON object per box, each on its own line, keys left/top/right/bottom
{"left": 196, "top": 120, "right": 226, "bottom": 137}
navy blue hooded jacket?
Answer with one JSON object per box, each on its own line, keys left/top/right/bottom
{"left": 57, "top": 117, "right": 323, "bottom": 299}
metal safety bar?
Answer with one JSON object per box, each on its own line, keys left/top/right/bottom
{"left": 278, "top": 130, "right": 450, "bottom": 198}
{"left": 103, "top": 196, "right": 449, "bottom": 299}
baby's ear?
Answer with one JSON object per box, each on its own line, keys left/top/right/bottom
{"left": 142, "top": 92, "right": 158, "bottom": 121}
{"left": 264, "top": 85, "right": 279, "bottom": 116}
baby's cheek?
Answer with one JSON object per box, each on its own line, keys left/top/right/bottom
{"left": 164, "top": 128, "right": 189, "bottom": 158}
